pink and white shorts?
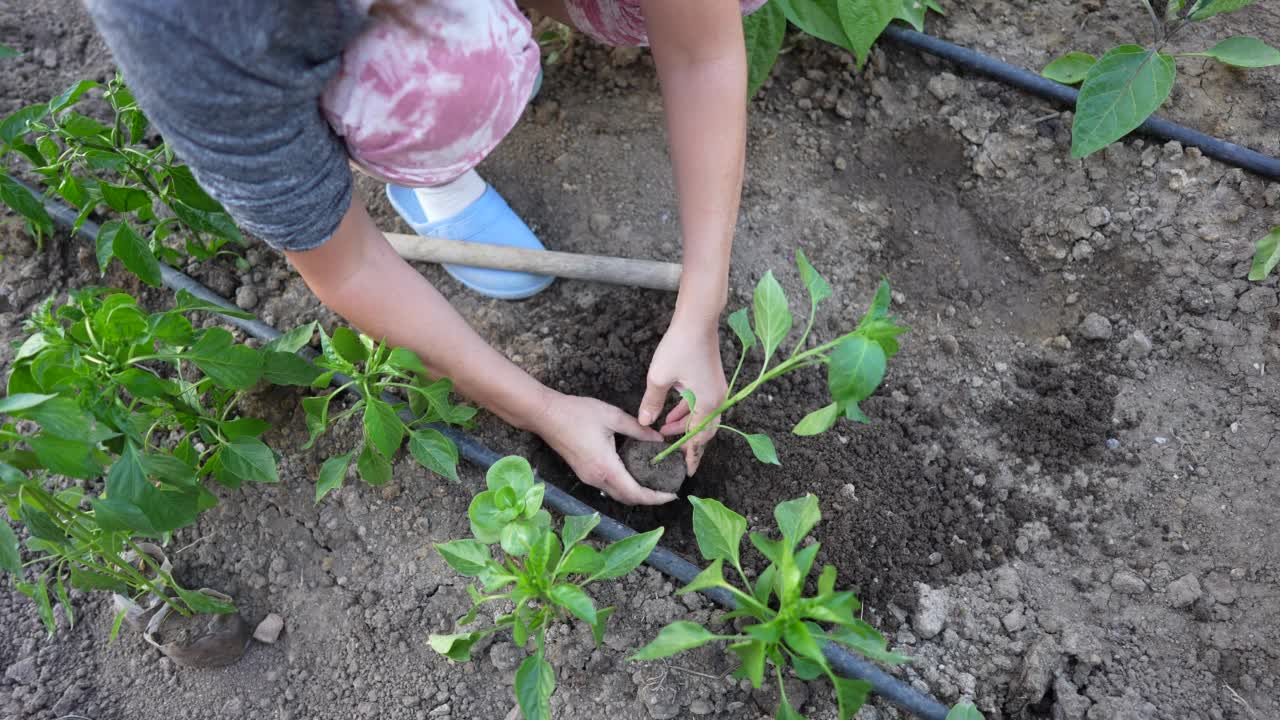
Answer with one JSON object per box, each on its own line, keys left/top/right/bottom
{"left": 322, "top": 0, "right": 767, "bottom": 187}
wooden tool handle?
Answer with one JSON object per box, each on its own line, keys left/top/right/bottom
{"left": 385, "top": 232, "right": 682, "bottom": 292}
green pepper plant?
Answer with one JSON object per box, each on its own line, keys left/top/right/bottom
{"left": 295, "top": 323, "right": 471, "bottom": 502}
{"left": 652, "top": 250, "right": 906, "bottom": 467}
{"left": 430, "top": 456, "right": 664, "bottom": 720}
{"left": 0, "top": 73, "right": 244, "bottom": 282}
{"left": 631, "top": 494, "right": 902, "bottom": 719}
{"left": 742, "top": 0, "right": 945, "bottom": 97}
{"left": 0, "top": 288, "right": 310, "bottom": 634}
{"left": 1041, "top": 0, "right": 1279, "bottom": 159}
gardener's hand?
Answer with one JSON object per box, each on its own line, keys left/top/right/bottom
{"left": 639, "top": 318, "right": 727, "bottom": 475}
{"left": 534, "top": 391, "right": 676, "bottom": 505}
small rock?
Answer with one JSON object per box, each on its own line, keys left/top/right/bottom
{"left": 993, "top": 566, "right": 1021, "bottom": 600}
{"left": 1079, "top": 313, "right": 1113, "bottom": 341}
{"left": 1203, "top": 572, "right": 1237, "bottom": 605}
{"left": 489, "top": 641, "right": 523, "bottom": 671}
{"left": 4, "top": 657, "right": 37, "bottom": 685}
{"left": 254, "top": 613, "right": 285, "bottom": 644}
{"left": 689, "top": 699, "right": 714, "bottom": 715}
{"left": 1002, "top": 608, "right": 1027, "bottom": 633}
{"left": 789, "top": 77, "right": 813, "bottom": 97}
{"left": 1166, "top": 573, "right": 1202, "bottom": 608}
{"left": 913, "top": 584, "right": 948, "bottom": 639}
{"left": 834, "top": 156, "right": 847, "bottom": 171}
{"left": 1121, "top": 330, "right": 1152, "bottom": 359}
{"left": 588, "top": 212, "right": 612, "bottom": 236}
{"left": 939, "top": 334, "right": 960, "bottom": 355}
{"left": 235, "top": 286, "right": 259, "bottom": 311}
{"left": 1015, "top": 637, "right": 1061, "bottom": 708}
{"left": 1053, "top": 677, "right": 1092, "bottom": 720}
{"left": 1110, "top": 570, "right": 1146, "bottom": 595}
{"left": 927, "top": 72, "right": 960, "bottom": 102}
{"left": 610, "top": 46, "right": 642, "bottom": 67}
{"left": 38, "top": 47, "right": 58, "bottom": 68}
{"left": 1084, "top": 206, "right": 1111, "bottom": 228}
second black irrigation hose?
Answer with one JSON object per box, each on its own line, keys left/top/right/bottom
{"left": 880, "top": 25, "right": 1280, "bottom": 180}
{"left": 39, "top": 196, "right": 952, "bottom": 720}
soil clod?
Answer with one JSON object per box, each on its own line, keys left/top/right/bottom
{"left": 620, "top": 439, "right": 686, "bottom": 494}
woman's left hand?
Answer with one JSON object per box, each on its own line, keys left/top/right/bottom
{"left": 638, "top": 317, "right": 727, "bottom": 475}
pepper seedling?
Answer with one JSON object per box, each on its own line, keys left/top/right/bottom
{"left": 293, "top": 323, "right": 472, "bottom": 502}
{"left": 0, "top": 288, "right": 307, "bottom": 632}
{"left": 631, "top": 494, "right": 904, "bottom": 719}
{"left": 1041, "top": 0, "right": 1279, "bottom": 159}
{"left": 432, "top": 456, "right": 664, "bottom": 720}
{"left": 653, "top": 249, "right": 906, "bottom": 467}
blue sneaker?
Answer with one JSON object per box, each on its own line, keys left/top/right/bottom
{"left": 385, "top": 183, "right": 555, "bottom": 300}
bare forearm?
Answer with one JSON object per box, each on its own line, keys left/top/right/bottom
{"left": 645, "top": 0, "right": 748, "bottom": 328}
{"left": 285, "top": 198, "right": 551, "bottom": 431}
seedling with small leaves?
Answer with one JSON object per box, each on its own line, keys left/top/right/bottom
{"left": 0, "top": 73, "right": 244, "bottom": 282}
{"left": 742, "top": 0, "right": 945, "bottom": 97}
{"left": 431, "top": 456, "right": 664, "bottom": 720}
{"left": 0, "top": 288, "right": 307, "bottom": 632}
{"left": 631, "top": 494, "right": 902, "bottom": 719}
{"left": 1041, "top": 0, "right": 1279, "bottom": 159}
{"left": 653, "top": 250, "right": 905, "bottom": 467}
{"left": 297, "top": 323, "right": 471, "bottom": 502}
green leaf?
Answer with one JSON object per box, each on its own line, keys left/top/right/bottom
{"left": 828, "top": 336, "right": 887, "bottom": 404}
{"left": 776, "top": 698, "right": 806, "bottom": 720}
{"left": 0, "top": 172, "right": 53, "bottom": 240}
{"left": 631, "top": 621, "right": 717, "bottom": 660}
{"left": 793, "top": 402, "right": 840, "bottom": 436}
{"left": 775, "top": 494, "right": 821, "bottom": 546}
{"left": 1249, "top": 227, "right": 1280, "bottom": 281}
{"left": 387, "top": 346, "right": 429, "bottom": 375}
{"left": 728, "top": 307, "right": 757, "bottom": 351}
{"left": 744, "top": 433, "right": 781, "bottom": 465}
{"left": 688, "top": 496, "right": 747, "bottom": 568}
{"left": 1186, "top": 36, "right": 1280, "bottom": 68}
{"left": 169, "top": 201, "right": 242, "bottom": 243}
{"left": 833, "top": 677, "right": 872, "bottom": 720}
{"left": 743, "top": 0, "right": 787, "bottom": 98}
{"left": 818, "top": 564, "right": 838, "bottom": 595}
{"left": 486, "top": 455, "right": 535, "bottom": 495}
{"left": 188, "top": 328, "right": 263, "bottom": 390}
{"left": 264, "top": 322, "right": 316, "bottom": 353}
{"left": 1189, "top": 0, "right": 1256, "bottom": 21}
{"left": 100, "top": 183, "right": 151, "bottom": 214}
{"left": 29, "top": 434, "right": 102, "bottom": 479}
{"left": 750, "top": 532, "right": 783, "bottom": 564}
{"left": 515, "top": 655, "right": 556, "bottom": 720}
{"left": 174, "top": 289, "right": 256, "bottom": 320}
{"left": 263, "top": 351, "right": 324, "bottom": 386}
{"left": 408, "top": 428, "right": 459, "bottom": 482}
{"left": 588, "top": 606, "right": 614, "bottom": 647}
{"left": 501, "top": 519, "right": 539, "bottom": 557}
{"left": 220, "top": 437, "right": 278, "bottom": 483}
{"left": 590, "top": 527, "right": 663, "bottom": 581}
{"left": 946, "top": 703, "right": 985, "bottom": 720}
{"left": 729, "top": 640, "right": 767, "bottom": 688}
{"left": 753, "top": 563, "right": 777, "bottom": 605}
{"left": 828, "top": 620, "right": 911, "bottom": 664}
{"left": 783, "top": 620, "right": 826, "bottom": 665}
{"left": 838, "top": 0, "right": 899, "bottom": 69}
{"left": 1041, "top": 51, "right": 1097, "bottom": 84}
{"left": 561, "top": 513, "right": 600, "bottom": 548}
{"left": 98, "top": 220, "right": 161, "bottom": 287}
{"left": 550, "top": 583, "right": 597, "bottom": 625}
{"left": 678, "top": 558, "right": 729, "bottom": 594}
{"left": 0, "top": 44, "right": 19, "bottom": 58}
{"left": 777, "top": 0, "right": 851, "bottom": 50}
{"left": 0, "top": 393, "right": 57, "bottom": 415}
{"left": 362, "top": 398, "right": 405, "bottom": 459}
{"left": 753, "top": 271, "right": 793, "bottom": 366}
{"left": 301, "top": 394, "right": 334, "bottom": 449}
{"left": 0, "top": 521, "right": 20, "bottom": 576}
{"left": 69, "top": 566, "right": 127, "bottom": 594}
{"left": 795, "top": 249, "right": 833, "bottom": 307}
{"left": 175, "top": 586, "right": 236, "bottom": 615}
{"left": 315, "top": 451, "right": 352, "bottom": 503}
{"left": 356, "top": 443, "right": 392, "bottom": 486}
{"left": 18, "top": 578, "right": 55, "bottom": 635}
{"left": 58, "top": 111, "right": 109, "bottom": 138}
{"left": 165, "top": 165, "right": 222, "bottom": 211}
{"left": 428, "top": 632, "right": 480, "bottom": 662}
{"left": 677, "top": 388, "right": 697, "bottom": 414}
{"left": 436, "top": 540, "right": 493, "bottom": 577}
{"left": 558, "top": 545, "right": 603, "bottom": 577}
{"left": 330, "top": 326, "right": 369, "bottom": 365}
{"left": 527, "top": 527, "right": 563, "bottom": 578}
{"left": 1070, "top": 46, "right": 1176, "bottom": 159}
{"left": 895, "top": 0, "right": 942, "bottom": 31}
{"left": 0, "top": 104, "right": 47, "bottom": 145}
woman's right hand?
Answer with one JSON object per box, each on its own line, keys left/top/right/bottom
{"left": 531, "top": 390, "right": 677, "bottom": 506}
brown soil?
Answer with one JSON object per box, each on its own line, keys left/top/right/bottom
{"left": 620, "top": 439, "right": 686, "bottom": 494}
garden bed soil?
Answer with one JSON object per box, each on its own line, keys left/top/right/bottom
{"left": 1, "top": 1, "right": 1278, "bottom": 720}
{"left": 621, "top": 439, "right": 687, "bottom": 494}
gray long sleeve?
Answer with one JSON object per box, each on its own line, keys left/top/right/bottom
{"left": 83, "top": 0, "right": 367, "bottom": 251}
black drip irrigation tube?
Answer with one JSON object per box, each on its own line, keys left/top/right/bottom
{"left": 36, "top": 195, "right": 951, "bottom": 720}
{"left": 881, "top": 25, "right": 1280, "bottom": 181}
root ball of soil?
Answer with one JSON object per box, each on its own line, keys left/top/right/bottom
{"left": 621, "top": 439, "right": 686, "bottom": 494}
